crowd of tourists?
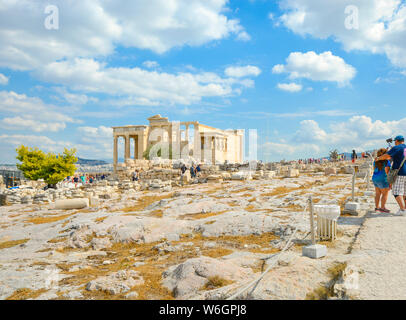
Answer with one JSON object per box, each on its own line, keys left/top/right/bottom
{"left": 63, "top": 173, "right": 109, "bottom": 187}
{"left": 180, "top": 163, "right": 201, "bottom": 184}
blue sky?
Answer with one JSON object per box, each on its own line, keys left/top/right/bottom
{"left": 0, "top": 0, "right": 405, "bottom": 163}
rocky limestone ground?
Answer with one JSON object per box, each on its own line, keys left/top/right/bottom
{"left": 0, "top": 172, "right": 375, "bottom": 300}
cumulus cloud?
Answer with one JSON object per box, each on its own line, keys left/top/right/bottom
{"left": 0, "top": 134, "right": 71, "bottom": 152}
{"left": 293, "top": 116, "right": 406, "bottom": 152}
{"left": 0, "top": 91, "right": 76, "bottom": 132}
{"left": 53, "top": 87, "right": 98, "bottom": 105}
{"left": 78, "top": 126, "right": 113, "bottom": 139}
{"left": 0, "top": 0, "right": 248, "bottom": 70}
{"left": 0, "top": 117, "right": 66, "bottom": 132}
{"left": 0, "top": 132, "right": 112, "bottom": 161}
{"left": 277, "top": 82, "right": 302, "bottom": 92}
{"left": 35, "top": 59, "right": 258, "bottom": 106}
{"left": 142, "top": 61, "right": 159, "bottom": 68}
{"left": 77, "top": 126, "right": 113, "bottom": 158}
{"left": 272, "top": 51, "right": 356, "bottom": 86}
{"left": 0, "top": 73, "right": 8, "bottom": 85}
{"left": 225, "top": 65, "right": 261, "bottom": 78}
{"left": 264, "top": 115, "right": 406, "bottom": 160}
{"left": 277, "top": 0, "right": 406, "bottom": 68}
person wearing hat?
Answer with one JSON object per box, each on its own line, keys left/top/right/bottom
{"left": 376, "top": 135, "right": 406, "bottom": 215}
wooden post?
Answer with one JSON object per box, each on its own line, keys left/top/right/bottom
{"left": 309, "top": 196, "right": 316, "bottom": 245}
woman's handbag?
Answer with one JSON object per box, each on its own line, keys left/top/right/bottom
{"left": 387, "top": 156, "right": 406, "bottom": 184}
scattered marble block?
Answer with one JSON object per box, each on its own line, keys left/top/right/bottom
{"left": 302, "top": 244, "right": 327, "bottom": 259}
{"left": 89, "top": 197, "right": 100, "bottom": 207}
{"left": 344, "top": 202, "right": 361, "bottom": 216}
{"left": 325, "top": 167, "right": 337, "bottom": 176}
{"left": 55, "top": 198, "right": 89, "bottom": 210}
{"left": 364, "top": 191, "right": 374, "bottom": 196}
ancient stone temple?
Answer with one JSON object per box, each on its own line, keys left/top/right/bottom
{"left": 112, "top": 115, "right": 244, "bottom": 172}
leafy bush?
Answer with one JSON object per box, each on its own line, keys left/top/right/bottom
{"left": 16, "top": 145, "right": 77, "bottom": 185}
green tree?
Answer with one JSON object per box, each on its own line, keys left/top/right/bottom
{"left": 16, "top": 145, "right": 78, "bottom": 185}
{"left": 143, "top": 143, "right": 173, "bottom": 160}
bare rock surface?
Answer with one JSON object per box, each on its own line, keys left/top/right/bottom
{"left": 162, "top": 256, "right": 252, "bottom": 298}
{"left": 86, "top": 270, "right": 144, "bottom": 295}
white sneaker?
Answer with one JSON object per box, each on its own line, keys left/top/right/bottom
{"left": 395, "top": 209, "right": 406, "bottom": 216}
{"left": 395, "top": 209, "right": 405, "bottom": 216}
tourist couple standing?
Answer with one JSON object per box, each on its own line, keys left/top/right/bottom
{"left": 373, "top": 136, "right": 406, "bottom": 215}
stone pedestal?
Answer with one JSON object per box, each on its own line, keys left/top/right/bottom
{"left": 302, "top": 244, "right": 327, "bottom": 259}
{"left": 344, "top": 202, "right": 361, "bottom": 216}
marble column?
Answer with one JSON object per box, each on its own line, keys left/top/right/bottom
{"left": 193, "top": 124, "right": 201, "bottom": 162}
{"left": 125, "top": 134, "right": 130, "bottom": 160}
{"left": 113, "top": 136, "right": 118, "bottom": 171}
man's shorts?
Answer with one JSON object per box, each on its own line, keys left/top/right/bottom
{"left": 393, "top": 175, "right": 406, "bottom": 196}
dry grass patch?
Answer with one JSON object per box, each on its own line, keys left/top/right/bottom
{"left": 201, "top": 276, "right": 234, "bottom": 290}
{"left": 284, "top": 203, "right": 304, "bottom": 212}
{"left": 120, "top": 193, "right": 174, "bottom": 213}
{"left": 245, "top": 205, "right": 259, "bottom": 212}
{"left": 47, "top": 237, "right": 68, "bottom": 244}
{"left": 94, "top": 216, "right": 108, "bottom": 223}
{"left": 25, "top": 213, "right": 77, "bottom": 225}
{"left": 0, "top": 238, "right": 29, "bottom": 249}
{"left": 201, "top": 248, "right": 233, "bottom": 258}
{"left": 31, "top": 261, "right": 51, "bottom": 267}
{"left": 6, "top": 288, "right": 48, "bottom": 300}
{"left": 306, "top": 262, "right": 347, "bottom": 300}
{"left": 262, "top": 187, "right": 300, "bottom": 197}
{"left": 179, "top": 210, "right": 228, "bottom": 220}
{"left": 204, "top": 186, "right": 226, "bottom": 195}
{"left": 149, "top": 209, "right": 164, "bottom": 218}
{"left": 181, "top": 232, "right": 280, "bottom": 253}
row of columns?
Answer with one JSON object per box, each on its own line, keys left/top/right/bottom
{"left": 113, "top": 133, "right": 145, "bottom": 165}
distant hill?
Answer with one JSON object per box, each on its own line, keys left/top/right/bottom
{"left": 76, "top": 158, "right": 109, "bottom": 166}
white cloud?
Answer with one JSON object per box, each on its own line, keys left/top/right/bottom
{"left": 36, "top": 59, "right": 258, "bottom": 106}
{"left": 0, "top": 134, "right": 71, "bottom": 152}
{"left": 277, "top": 0, "right": 406, "bottom": 68}
{"left": 236, "top": 31, "right": 251, "bottom": 41}
{"left": 77, "top": 126, "right": 113, "bottom": 159}
{"left": 262, "top": 141, "right": 320, "bottom": 157}
{"left": 0, "top": 132, "right": 111, "bottom": 161}
{"left": 142, "top": 61, "right": 159, "bottom": 68}
{"left": 264, "top": 115, "right": 406, "bottom": 160}
{"left": 277, "top": 82, "right": 302, "bottom": 92}
{"left": 0, "top": 0, "right": 248, "bottom": 70}
{"left": 272, "top": 51, "right": 356, "bottom": 86}
{"left": 0, "top": 117, "right": 66, "bottom": 132}
{"left": 292, "top": 116, "right": 406, "bottom": 152}
{"left": 78, "top": 126, "right": 113, "bottom": 139}
{"left": 0, "top": 91, "right": 76, "bottom": 132}
{"left": 53, "top": 87, "right": 98, "bottom": 105}
{"left": 225, "top": 65, "right": 261, "bottom": 78}
{"left": 0, "top": 73, "right": 8, "bottom": 85}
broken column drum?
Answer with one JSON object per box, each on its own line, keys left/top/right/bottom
{"left": 313, "top": 204, "right": 341, "bottom": 241}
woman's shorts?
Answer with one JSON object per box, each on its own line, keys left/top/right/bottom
{"left": 373, "top": 179, "right": 389, "bottom": 189}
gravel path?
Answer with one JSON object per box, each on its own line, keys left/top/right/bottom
{"left": 352, "top": 194, "right": 406, "bottom": 299}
